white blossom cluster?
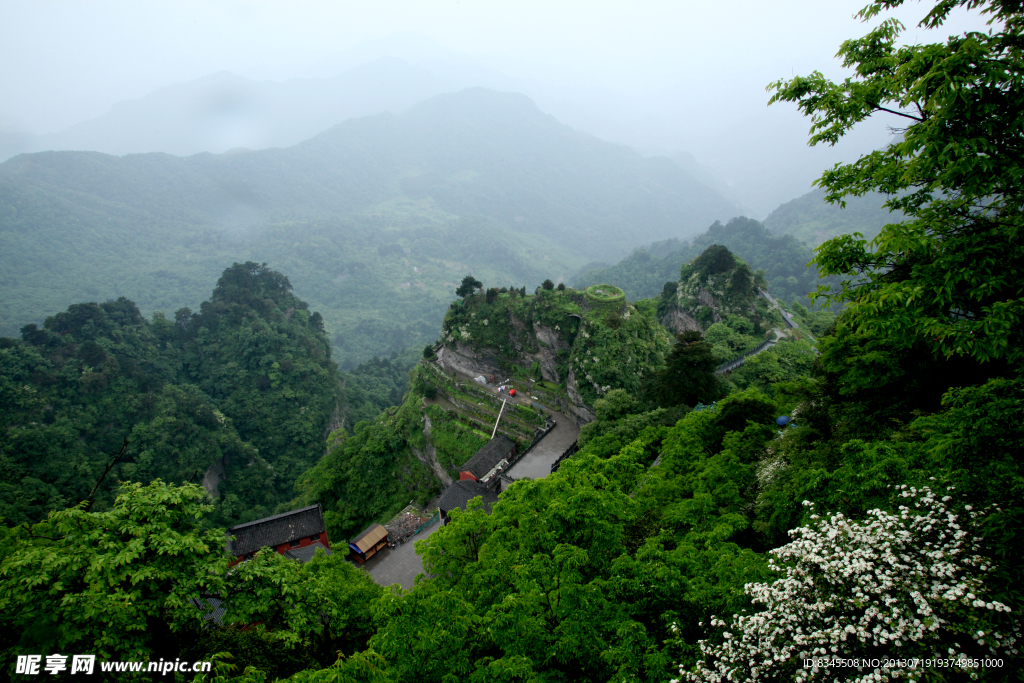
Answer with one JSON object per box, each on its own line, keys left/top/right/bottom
{"left": 676, "top": 486, "right": 1020, "bottom": 682}
{"left": 755, "top": 455, "right": 786, "bottom": 490}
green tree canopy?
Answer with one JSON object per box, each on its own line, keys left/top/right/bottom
{"left": 768, "top": 0, "right": 1024, "bottom": 365}
{"left": 455, "top": 275, "right": 483, "bottom": 298}
{"left": 0, "top": 481, "right": 227, "bottom": 663}
{"left": 691, "top": 244, "right": 737, "bottom": 279}
{"left": 644, "top": 331, "right": 723, "bottom": 408}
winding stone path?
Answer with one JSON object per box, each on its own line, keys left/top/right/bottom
{"left": 714, "top": 290, "right": 819, "bottom": 374}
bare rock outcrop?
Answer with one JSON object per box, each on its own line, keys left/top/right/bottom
{"left": 201, "top": 455, "right": 227, "bottom": 500}
{"left": 660, "top": 306, "right": 703, "bottom": 335}
{"left": 697, "top": 288, "right": 717, "bottom": 308}
{"left": 436, "top": 342, "right": 503, "bottom": 379}
{"left": 413, "top": 413, "right": 453, "bottom": 486}
{"left": 564, "top": 366, "right": 595, "bottom": 426}
{"left": 531, "top": 322, "right": 570, "bottom": 383}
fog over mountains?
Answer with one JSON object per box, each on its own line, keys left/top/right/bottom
{"left": 2, "top": 58, "right": 446, "bottom": 159}
{"left": 0, "top": 44, "right": 899, "bottom": 364}
{"left": 2, "top": 87, "right": 737, "bottom": 256}
{"left": 0, "top": 87, "right": 744, "bottom": 363}
{"left": 0, "top": 54, "right": 891, "bottom": 218}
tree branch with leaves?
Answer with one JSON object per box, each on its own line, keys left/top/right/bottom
{"left": 768, "top": 0, "right": 1024, "bottom": 365}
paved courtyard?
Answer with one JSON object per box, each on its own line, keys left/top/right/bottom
{"left": 357, "top": 375, "right": 581, "bottom": 589}
{"left": 359, "top": 516, "right": 442, "bottom": 589}
{"left": 505, "top": 408, "right": 580, "bottom": 480}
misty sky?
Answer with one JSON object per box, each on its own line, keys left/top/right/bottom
{"left": 0, "top": 0, "right": 994, "bottom": 216}
{"left": 1, "top": 0, "right": 992, "bottom": 132}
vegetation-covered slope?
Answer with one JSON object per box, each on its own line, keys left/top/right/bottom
{"left": 0, "top": 262, "right": 344, "bottom": 527}
{"left": 286, "top": 279, "right": 680, "bottom": 543}
{"left": 435, "top": 282, "right": 673, "bottom": 413}
{"left": 2, "top": 1, "right": 1023, "bottom": 680}
{"left": 763, "top": 186, "right": 900, "bottom": 246}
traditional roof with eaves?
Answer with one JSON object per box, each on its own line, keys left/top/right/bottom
{"left": 438, "top": 479, "right": 500, "bottom": 516}
{"left": 227, "top": 504, "right": 326, "bottom": 556}
{"left": 460, "top": 434, "right": 516, "bottom": 480}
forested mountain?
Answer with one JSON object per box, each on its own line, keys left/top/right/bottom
{"left": 291, "top": 258, "right": 818, "bottom": 546}
{"left": 0, "top": 87, "right": 737, "bottom": 366}
{"left": 3, "top": 1, "right": 1022, "bottom": 680}
{"left": 0, "top": 263, "right": 346, "bottom": 527}
{"left": 574, "top": 216, "right": 840, "bottom": 307}
{"left": 291, "top": 277, "right": 691, "bottom": 544}
{"left": 763, "top": 186, "right": 899, "bottom": 246}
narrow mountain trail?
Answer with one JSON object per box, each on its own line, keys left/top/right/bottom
{"left": 714, "top": 290, "right": 817, "bottom": 374}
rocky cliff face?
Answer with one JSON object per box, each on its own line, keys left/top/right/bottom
{"left": 434, "top": 287, "right": 670, "bottom": 426}
{"left": 435, "top": 329, "right": 594, "bottom": 427}
{"left": 436, "top": 341, "right": 503, "bottom": 380}
{"left": 659, "top": 245, "right": 767, "bottom": 334}
{"left": 660, "top": 305, "right": 703, "bottom": 335}
{"left": 531, "top": 322, "right": 571, "bottom": 383}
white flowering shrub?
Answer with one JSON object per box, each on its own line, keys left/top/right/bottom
{"left": 755, "top": 453, "right": 786, "bottom": 490}
{"left": 673, "top": 486, "right": 1020, "bottom": 682}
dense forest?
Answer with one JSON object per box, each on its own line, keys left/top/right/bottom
{"left": 0, "top": 262, "right": 389, "bottom": 529}
{"left": 2, "top": 0, "right": 1023, "bottom": 680}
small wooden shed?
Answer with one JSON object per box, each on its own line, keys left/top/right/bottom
{"left": 349, "top": 523, "right": 389, "bottom": 564}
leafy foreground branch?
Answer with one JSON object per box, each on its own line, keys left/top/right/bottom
{"left": 768, "top": 0, "right": 1024, "bottom": 365}
{"left": 0, "top": 481, "right": 384, "bottom": 679}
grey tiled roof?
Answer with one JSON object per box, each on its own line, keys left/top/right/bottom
{"left": 227, "top": 504, "right": 326, "bottom": 556}
{"left": 438, "top": 479, "right": 500, "bottom": 515}
{"left": 284, "top": 540, "right": 333, "bottom": 563}
{"left": 460, "top": 434, "right": 515, "bottom": 479}
{"left": 192, "top": 597, "right": 226, "bottom": 624}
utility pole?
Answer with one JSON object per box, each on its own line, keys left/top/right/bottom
{"left": 491, "top": 399, "right": 507, "bottom": 439}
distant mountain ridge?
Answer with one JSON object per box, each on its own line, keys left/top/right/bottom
{"left": 763, "top": 187, "right": 899, "bottom": 246}
{"left": 574, "top": 216, "right": 841, "bottom": 308}
{"left": 0, "top": 58, "right": 454, "bottom": 161}
{"left": 0, "top": 88, "right": 739, "bottom": 364}
{"left": 2, "top": 88, "right": 737, "bottom": 255}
